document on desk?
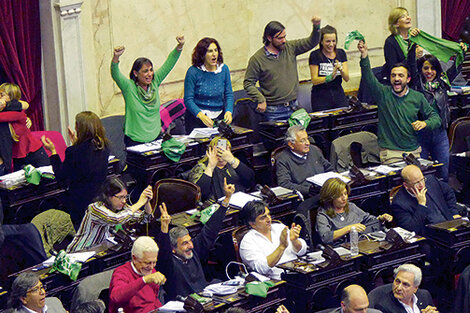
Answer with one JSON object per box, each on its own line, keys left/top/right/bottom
{"left": 251, "top": 186, "right": 293, "bottom": 198}
{"left": 188, "top": 128, "right": 220, "bottom": 138}
{"left": 371, "top": 165, "right": 400, "bottom": 175}
{"left": 126, "top": 140, "right": 163, "bottom": 153}
{"left": 306, "top": 172, "right": 351, "bottom": 187}
{"left": 219, "top": 191, "right": 261, "bottom": 208}
{"left": 42, "top": 251, "right": 97, "bottom": 267}
{"left": 158, "top": 301, "right": 185, "bottom": 312}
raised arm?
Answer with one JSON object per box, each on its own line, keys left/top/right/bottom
{"left": 291, "top": 17, "right": 321, "bottom": 56}
{"left": 153, "top": 36, "right": 184, "bottom": 85}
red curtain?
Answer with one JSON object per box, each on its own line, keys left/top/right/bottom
{"left": 442, "top": 0, "right": 470, "bottom": 41}
{"left": 0, "top": 0, "right": 44, "bottom": 130}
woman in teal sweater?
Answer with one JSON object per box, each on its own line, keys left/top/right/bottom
{"left": 184, "top": 37, "right": 233, "bottom": 133}
{"left": 111, "top": 36, "right": 185, "bottom": 147}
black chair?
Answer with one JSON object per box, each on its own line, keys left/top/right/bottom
{"left": 100, "top": 114, "right": 126, "bottom": 172}
{"left": 297, "top": 82, "right": 313, "bottom": 113}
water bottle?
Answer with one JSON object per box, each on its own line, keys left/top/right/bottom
{"left": 350, "top": 226, "right": 359, "bottom": 256}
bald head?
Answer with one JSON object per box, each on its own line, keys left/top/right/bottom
{"left": 341, "top": 284, "right": 369, "bottom": 313}
{"left": 401, "top": 165, "right": 426, "bottom": 193}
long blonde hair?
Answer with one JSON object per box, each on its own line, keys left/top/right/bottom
{"left": 0, "top": 83, "right": 21, "bottom": 100}
{"left": 319, "top": 178, "right": 350, "bottom": 218}
{"left": 198, "top": 136, "right": 232, "bottom": 164}
{"left": 388, "top": 7, "right": 408, "bottom": 35}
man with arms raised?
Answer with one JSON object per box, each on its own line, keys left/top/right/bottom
{"left": 369, "top": 264, "right": 438, "bottom": 313}
{"left": 239, "top": 200, "right": 307, "bottom": 279}
{"left": 357, "top": 41, "right": 440, "bottom": 164}
{"left": 156, "top": 178, "right": 235, "bottom": 300}
{"left": 109, "top": 236, "right": 166, "bottom": 313}
{"left": 391, "top": 164, "right": 461, "bottom": 235}
{"left": 244, "top": 17, "right": 321, "bottom": 121}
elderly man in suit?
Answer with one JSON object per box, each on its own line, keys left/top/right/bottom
{"left": 369, "top": 264, "right": 438, "bottom": 313}
{"left": 391, "top": 165, "right": 461, "bottom": 235}
{"left": 8, "top": 272, "right": 66, "bottom": 313}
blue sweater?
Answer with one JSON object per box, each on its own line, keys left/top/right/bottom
{"left": 183, "top": 64, "right": 234, "bottom": 117}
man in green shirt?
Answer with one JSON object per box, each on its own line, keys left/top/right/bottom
{"left": 357, "top": 40, "right": 440, "bottom": 164}
{"left": 243, "top": 17, "right": 321, "bottom": 121}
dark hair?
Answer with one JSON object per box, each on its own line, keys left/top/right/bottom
{"left": 263, "top": 21, "right": 285, "bottom": 46}
{"left": 391, "top": 62, "right": 410, "bottom": 78}
{"left": 417, "top": 54, "right": 443, "bottom": 81}
{"left": 192, "top": 37, "right": 223, "bottom": 67}
{"left": 74, "top": 111, "right": 110, "bottom": 150}
{"left": 240, "top": 200, "right": 267, "bottom": 226}
{"left": 129, "top": 57, "right": 153, "bottom": 83}
{"left": 319, "top": 25, "right": 338, "bottom": 52}
{"left": 8, "top": 273, "right": 40, "bottom": 309}
{"left": 94, "top": 177, "right": 127, "bottom": 210}
{"left": 73, "top": 300, "right": 106, "bottom": 313}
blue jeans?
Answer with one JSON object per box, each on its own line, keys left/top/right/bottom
{"left": 418, "top": 127, "right": 449, "bottom": 181}
{"left": 264, "top": 101, "right": 297, "bottom": 122}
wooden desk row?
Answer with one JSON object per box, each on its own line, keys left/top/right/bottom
{"left": 0, "top": 159, "right": 121, "bottom": 224}
{"left": 126, "top": 126, "right": 254, "bottom": 186}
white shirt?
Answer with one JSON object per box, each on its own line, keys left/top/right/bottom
{"left": 22, "top": 305, "right": 48, "bottom": 313}
{"left": 398, "top": 294, "right": 420, "bottom": 313}
{"left": 239, "top": 223, "right": 307, "bottom": 279}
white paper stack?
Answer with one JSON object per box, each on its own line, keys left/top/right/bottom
{"left": 306, "top": 172, "right": 351, "bottom": 187}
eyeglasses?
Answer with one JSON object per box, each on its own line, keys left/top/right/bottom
{"left": 113, "top": 194, "right": 129, "bottom": 201}
{"left": 27, "top": 284, "right": 45, "bottom": 294}
{"left": 407, "top": 177, "right": 427, "bottom": 188}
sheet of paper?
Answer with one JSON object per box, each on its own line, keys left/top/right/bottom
{"left": 306, "top": 172, "right": 351, "bottom": 186}
{"left": 126, "top": 139, "right": 163, "bottom": 153}
{"left": 251, "top": 186, "right": 293, "bottom": 198}
{"left": 188, "top": 128, "right": 220, "bottom": 138}
{"left": 158, "top": 301, "right": 185, "bottom": 312}
{"left": 218, "top": 191, "right": 261, "bottom": 208}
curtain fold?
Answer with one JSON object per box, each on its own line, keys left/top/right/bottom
{"left": 441, "top": 0, "right": 470, "bottom": 42}
{"left": 0, "top": 0, "right": 44, "bottom": 130}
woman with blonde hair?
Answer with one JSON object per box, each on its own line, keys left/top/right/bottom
{"left": 315, "top": 178, "right": 392, "bottom": 245}
{"left": 42, "top": 111, "right": 110, "bottom": 229}
{"left": 0, "top": 83, "right": 49, "bottom": 172}
{"left": 382, "top": 7, "right": 418, "bottom": 81}
{"left": 188, "top": 136, "right": 254, "bottom": 201}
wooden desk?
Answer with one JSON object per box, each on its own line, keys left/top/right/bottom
{"left": 126, "top": 126, "right": 254, "bottom": 186}
{"left": 152, "top": 281, "right": 286, "bottom": 313}
{"left": 277, "top": 252, "right": 362, "bottom": 312}
{"left": 259, "top": 106, "right": 378, "bottom": 158}
{"left": 0, "top": 159, "right": 121, "bottom": 224}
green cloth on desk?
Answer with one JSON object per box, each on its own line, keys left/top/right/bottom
{"left": 245, "top": 281, "right": 275, "bottom": 298}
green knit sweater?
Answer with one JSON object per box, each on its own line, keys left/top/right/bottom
{"left": 111, "top": 48, "right": 181, "bottom": 143}
{"left": 243, "top": 25, "right": 320, "bottom": 105}
{"left": 360, "top": 56, "right": 440, "bottom": 151}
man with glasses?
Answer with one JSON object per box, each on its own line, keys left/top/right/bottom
{"left": 276, "top": 125, "right": 333, "bottom": 198}
{"left": 243, "top": 17, "right": 321, "bottom": 121}
{"left": 8, "top": 272, "right": 66, "bottom": 313}
{"left": 109, "top": 236, "right": 166, "bottom": 313}
{"left": 391, "top": 165, "right": 461, "bottom": 235}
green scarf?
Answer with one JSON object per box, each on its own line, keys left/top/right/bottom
{"left": 136, "top": 83, "right": 157, "bottom": 104}
{"left": 344, "top": 30, "right": 365, "bottom": 50}
{"left": 404, "top": 30, "right": 467, "bottom": 67}
{"left": 394, "top": 34, "right": 411, "bottom": 58}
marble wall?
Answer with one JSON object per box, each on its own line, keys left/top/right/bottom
{"left": 43, "top": 0, "right": 419, "bottom": 127}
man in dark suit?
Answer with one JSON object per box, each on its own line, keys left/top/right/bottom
{"left": 391, "top": 165, "right": 461, "bottom": 235}
{"left": 329, "top": 284, "right": 382, "bottom": 313}
{"left": 369, "top": 264, "right": 438, "bottom": 313}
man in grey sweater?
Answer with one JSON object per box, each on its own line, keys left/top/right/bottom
{"left": 243, "top": 16, "right": 321, "bottom": 121}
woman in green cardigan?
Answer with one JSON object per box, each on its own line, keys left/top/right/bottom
{"left": 111, "top": 36, "right": 185, "bottom": 147}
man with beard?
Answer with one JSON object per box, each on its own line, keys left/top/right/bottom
{"left": 357, "top": 40, "right": 440, "bottom": 164}
{"left": 156, "top": 179, "right": 235, "bottom": 300}
{"left": 243, "top": 17, "right": 321, "bottom": 121}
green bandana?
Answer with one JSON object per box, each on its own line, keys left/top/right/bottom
{"left": 161, "top": 137, "right": 186, "bottom": 162}
{"left": 288, "top": 108, "right": 311, "bottom": 128}
{"left": 245, "top": 281, "right": 275, "bottom": 298}
{"left": 344, "top": 30, "right": 365, "bottom": 50}
{"left": 136, "top": 83, "right": 156, "bottom": 104}
{"left": 394, "top": 34, "right": 410, "bottom": 58}
{"left": 24, "top": 165, "right": 42, "bottom": 185}
{"left": 49, "top": 250, "right": 82, "bottom": 281}
{"left": 410, "top": 30, "right": 467, "bottom": 67}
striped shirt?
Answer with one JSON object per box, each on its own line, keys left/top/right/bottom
{"left": 66, "top": 201, "right": 148, "bottom": 252}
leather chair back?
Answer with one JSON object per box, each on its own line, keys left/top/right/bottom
{"left": 151, "top": 178, "right": 201, "bottom": 217}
